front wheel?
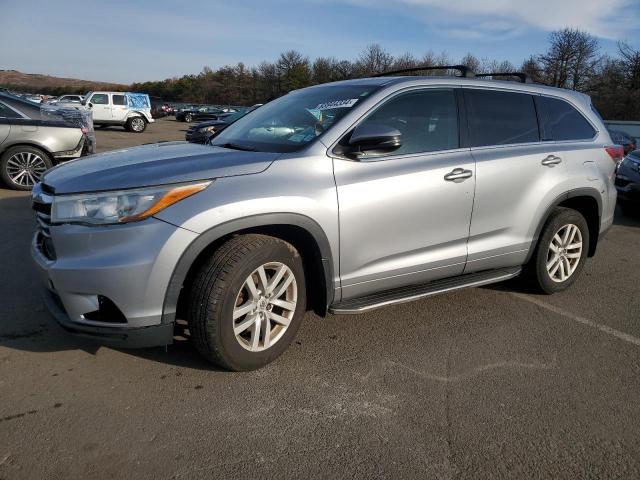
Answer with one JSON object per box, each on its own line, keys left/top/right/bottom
{"left": 126, "top": 116, "right": 147, "bottom": 133}
{"left": 187, "top": 234, "right": 307, "bottom": 371}
{"left": 528, "top": 207, "right": 589, "bottom": 294}
{"left": 184, "top": 113, "right": 193, "bottom": 123}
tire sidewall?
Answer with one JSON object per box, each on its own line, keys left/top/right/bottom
{"left": 0, "top": 146, "right": 52, "bottom": 190}
{"left": 535, "top": 209, "right": 589, "bottom": 293}
{"left": 209, "top": 241, "right": 306, "bottom": 371}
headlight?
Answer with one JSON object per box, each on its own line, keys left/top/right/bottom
{"left": 51, "top": 181, "right": 211, "bottom": 225}
{"left": 199, "top": 126, "right": 216, "bottom": 133}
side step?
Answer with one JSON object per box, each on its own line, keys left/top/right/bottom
{"left": 329, "top": 267, "right": 521, "bottom": 314}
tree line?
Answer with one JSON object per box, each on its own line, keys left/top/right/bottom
{"left": 131, "top": 29, "right": 639, "bottom": 120}
{"left": 4, "top": 28, "right": 637, "bottom": 120}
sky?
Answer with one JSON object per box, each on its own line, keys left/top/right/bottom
{"left": 1, "top": 0, "right": 639, "bottom": 84}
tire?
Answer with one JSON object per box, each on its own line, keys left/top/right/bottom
{"left": 0, "top": 145, "right": 53, "bottom": 190}
{"left": 187, "top": 234, "right": 307, "bottom": 371}
{"left": 126, "top": 116, "right": 147, "bottom": 133}
{"left": 184, "top": 113, "right": 193, "bottom": 123}
{"left": 527, "top": 207, "right": 590, "bottom": 294}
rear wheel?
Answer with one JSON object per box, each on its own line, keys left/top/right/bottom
{"left": 187, "top": 234, "right": 306, "bottom": 371}
{"left": 184, "top": 113, "right": 193, "bottom": 123}
{"left": 126, "top": 116, "right": 147, "bottom": 133}
{"left": 0, "top": 145, "right": 52, "bottom": 190}
{"left": 527, "top": 207, "right": 589, "bottom": 294}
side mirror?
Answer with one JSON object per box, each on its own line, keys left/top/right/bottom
{"left": 341, "top": 122, "right": 402, "bottom": 158}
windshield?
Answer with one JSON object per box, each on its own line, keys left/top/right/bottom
{"left": 211, "top": 84, "right": 381, "bottom": 153}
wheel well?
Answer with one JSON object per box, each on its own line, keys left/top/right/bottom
{"left": 176, "top": 225, "right": 328, "bottom": 321}
{"left": 557, "top": 196, "right": 600, "bottom": 256}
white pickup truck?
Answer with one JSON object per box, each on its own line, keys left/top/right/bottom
{"left": 84, "top": 91, "right": 154, "bottom": 133}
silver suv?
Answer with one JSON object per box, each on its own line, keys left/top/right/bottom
{"left": 31, "top": 69, "right": 619, "bottom": 370}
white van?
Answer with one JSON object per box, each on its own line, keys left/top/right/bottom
{"left": 84, "top": 92, "right": 154, "bottom": 133}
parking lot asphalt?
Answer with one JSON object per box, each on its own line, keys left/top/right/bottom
{"left": 1, "top": 118, "right": 640, "bottom": 479}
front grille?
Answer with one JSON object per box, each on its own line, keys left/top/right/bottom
{"left": 32, "top": 188, "right": 56, "bottom": 260}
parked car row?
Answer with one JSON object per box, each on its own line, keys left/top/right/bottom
{"left": 607, "top": 128, "right": 637, "bottom": 155}
{"left": 176, "top": 106, "right": 239, "bottom": 123}
{"left": 185, "top": 110, "right": 254, "bottom": 143}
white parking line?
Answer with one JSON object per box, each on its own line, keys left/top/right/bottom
{"left": 510, "top": 292, "right": 640, "bottom": 347}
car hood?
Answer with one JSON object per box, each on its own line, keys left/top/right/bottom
{"left": 42, "top": 141, "right": 280, "bottom": 194}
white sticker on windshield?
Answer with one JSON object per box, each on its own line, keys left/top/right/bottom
{"left": 315, "top": 99, "right": 359, "bottom": 110}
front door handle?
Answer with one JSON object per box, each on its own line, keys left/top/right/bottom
{"left": 444, "top": 168, "right": 473, "bottom": 182}
{"left": 541, "top": 155, "right": 562, "bottom": 166}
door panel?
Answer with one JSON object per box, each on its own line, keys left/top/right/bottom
{"left": 88, "top": 94, "right": 112, "bottom": 122}
{"left": 335, "top": 150, "right": 475, "bottom": 299}
{"left": 465, "top": 144, "right": 568, "bottom": 272}
{"left": 462, "top": 88, "right": 572, "bottom": 272}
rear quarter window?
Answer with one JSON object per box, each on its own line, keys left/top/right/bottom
{"left": 464, "top": 89, "right": 539, "bottom": 147}
{"left": 535, "top": 96, "right": 596, "bottom": 141}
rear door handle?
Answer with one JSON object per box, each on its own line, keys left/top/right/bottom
{"left": 444, "top": 168, "right": 473, "bottom": 182}
{"left": 541, "top": 155, "right": 562, "bottom": 166}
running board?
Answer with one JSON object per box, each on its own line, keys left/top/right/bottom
{"left": 329, "top": 267, "right": 522, "bottom": 314}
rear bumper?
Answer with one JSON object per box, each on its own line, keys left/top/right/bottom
{"left": 42, "top": 287, "right": 174, "bottom": 348}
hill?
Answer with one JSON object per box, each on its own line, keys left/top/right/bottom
{"left": 0, "top": 70, "right": 128, "bottom": 94}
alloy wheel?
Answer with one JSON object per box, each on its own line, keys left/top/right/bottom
{"left": 232, "top": 262, "right": 297, "bottom": 352}
{"left": 546, "top": 223, "right": 582, "bottom": 282}
{"left": 131, "top": 117, "right": 145, "bottom": 132}
{"left": 6, "top": 151, "right": 47, "bottom": 187}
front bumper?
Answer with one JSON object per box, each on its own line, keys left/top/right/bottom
{"left": 42, "top": 288, "right": 174, "bottom": 348}
{"left": 31, "top": 216, "right": 198, "bottom": 348}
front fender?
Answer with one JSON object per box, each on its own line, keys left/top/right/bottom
{"left": 160, "top": 213, "right": 336, "bottom": 324}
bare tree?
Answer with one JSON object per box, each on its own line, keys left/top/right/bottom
{"left": 460, "top": 53, "right": 480, "bottom": 73}
{"left": 392, "top": 52, "right": 418, "bottom": 71}
{"left": 355, "top": 44, "right": 394, "bottom": 75}
{"left": 539, "top": 28, "right": 599, "bottom": 90}
{"left": 618, "top": 41, "right": 640, "bottom": 90}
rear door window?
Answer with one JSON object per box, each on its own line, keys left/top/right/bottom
{"left": 112, "top": 95, "right": 127, "bottom": 106}
{"left": 535, "top": 96, "right": 596, "bottom": 141}
{"left": 464, "top": 89, "right": 539, "bottom": 147}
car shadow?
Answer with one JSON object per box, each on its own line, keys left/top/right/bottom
{"left": 613, "top": 204, "right": 640, "bottom": 227}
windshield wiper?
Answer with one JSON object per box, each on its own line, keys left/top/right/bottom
{"left": 214, "top": 142, "right": 258, "bottom": 152}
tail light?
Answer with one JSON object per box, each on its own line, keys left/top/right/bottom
{"left": 81, "top": 127, "right": 89, "bottom": 134}
{"left": 605, "top": 145, "right": 624, "bottom": 164}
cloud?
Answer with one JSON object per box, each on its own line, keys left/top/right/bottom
{"left": 344, "top": 0, "right": 639, "bottom": 40}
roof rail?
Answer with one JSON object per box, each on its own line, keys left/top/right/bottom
{"left": 475, "top": 72, "right": 532, "bottom": 84}
{"left": 373, "top": 65, "right": 475, "bottom": 78}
